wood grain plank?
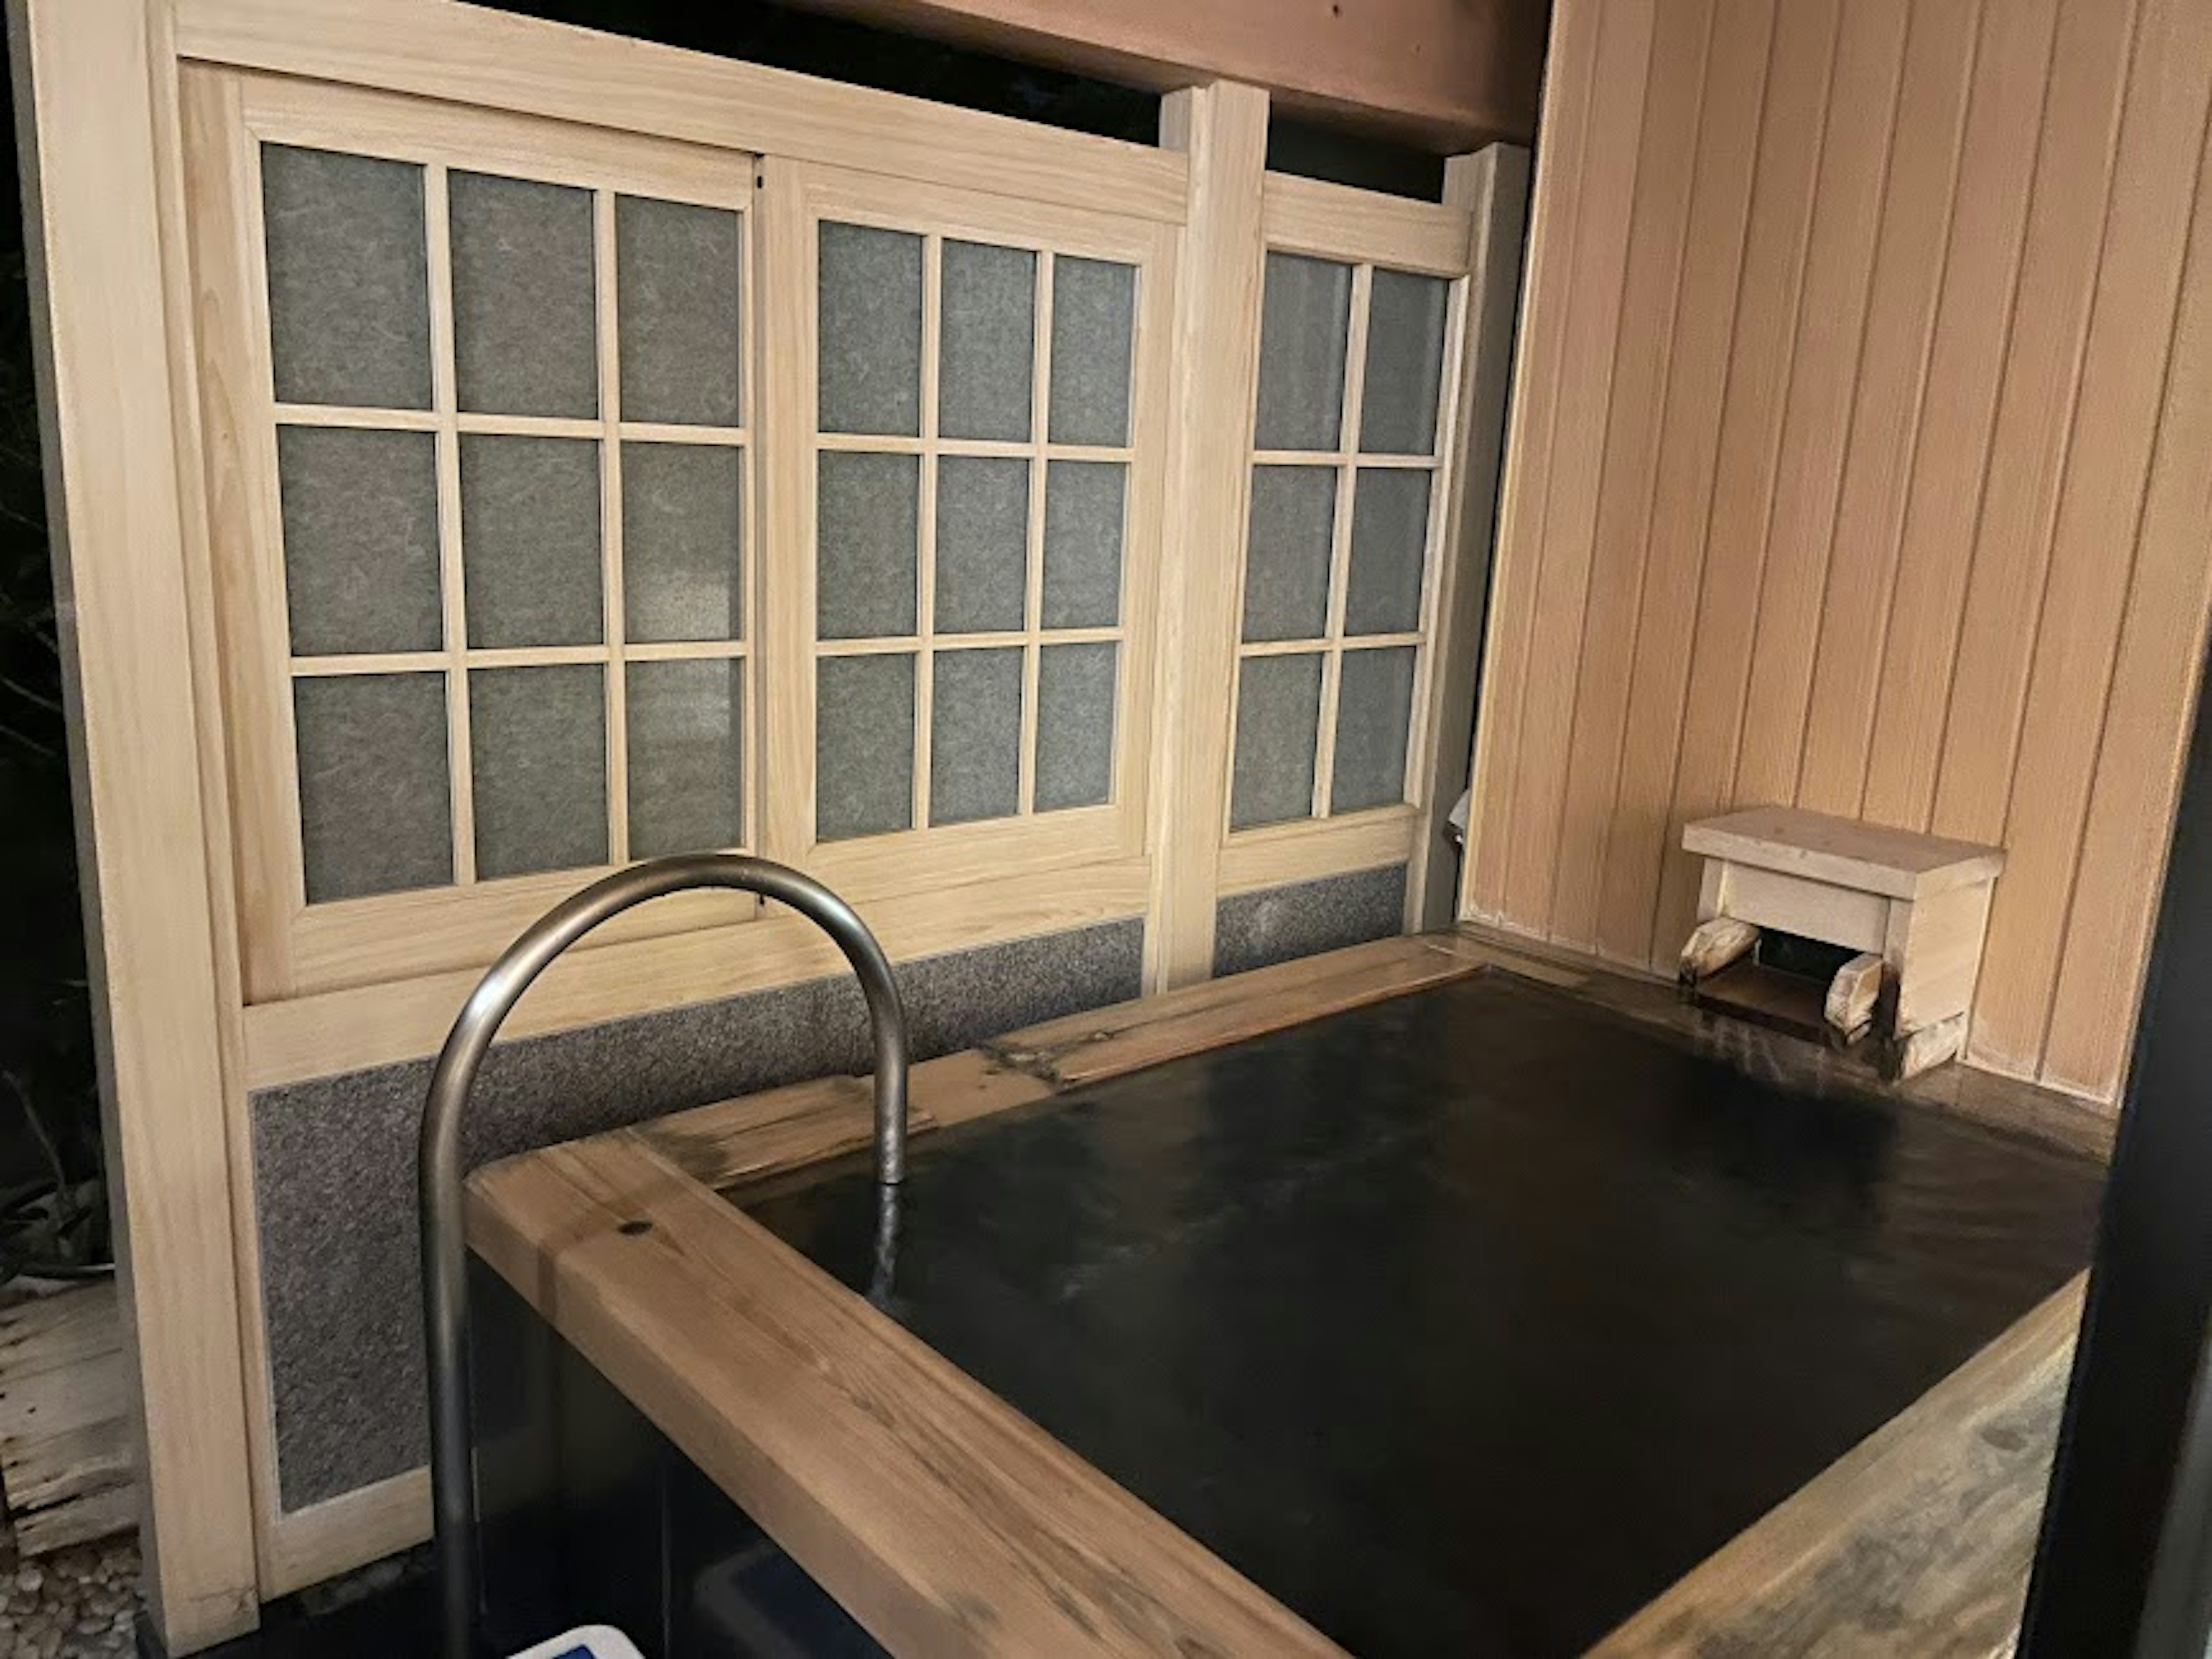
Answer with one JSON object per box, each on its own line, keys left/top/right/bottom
{"left": 1793, "top": 0, "right": 1984, "bottom": 821}
{"left": 1646, "top": 0, "right": 1839, "bottom": 964}
{"left": 0, "top": 1285, "right": 135, "bottom": 1558}
{"left": 469, "top": 1132, "right": 1346, "bottom": 1656}
{"left": 1594, "top": 1274, "right": 2086, "bottom": 1659}
{"left": 1965, "top": 0, "right": 2212, "bottom": 1079}
{"left": 2039, "top": 115, "right": 2212, "bottom": 1099}
{"left": 1145, "top": 81, "right": 1267, "bottom": 988}
{"left": 1543, "top": 0, "right": 1714, "bottom": 949}
{"left": 1462, "top": 0, "right": 1601, "bottom": 923}
{"left": 1732, "top": 0, "right": 1914, "bottom": 816}
{"left": 1590, "top": 0, "right": 1773, "bottom": 967}
{"left": 1494, "top": 0, "right": 1657, "bottom": 929}
{"left": 1931, "top": 0, "right": 2141, "bottom": 849}
{"left": 1861, "top": 0, "right": 2062, "bottom": 832}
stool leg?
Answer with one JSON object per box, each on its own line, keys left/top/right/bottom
{"left": 1680, "top": 917, "right": 1759, "bottom": 986}
{"left": 1824, "top": 952, "right": 1884, "bottom": 1043}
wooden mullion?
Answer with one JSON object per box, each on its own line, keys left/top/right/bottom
{"left": 1021, "top": 251, "right": 1055, "bottom": 814}
{"left": 1313, "top": 263, "right": 1374, "bottom": 821}
{"left": 594, "top": 189, "right": 630, "bottom": 865}
{"left": 424, "top": 161, "right": 476, "bottom": 885}
{"left": 914, "top": 231, "right": 944, "bottom": 832}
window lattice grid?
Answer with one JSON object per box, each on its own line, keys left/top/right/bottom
{"left": 813, "top": 223, "right": 1136, "bottom": 843}
{"left": 258, "top": 141, "right": 754, "bottom": 902}
{"left": 1229, "top": 252, "right": 1457, "bottom": 834}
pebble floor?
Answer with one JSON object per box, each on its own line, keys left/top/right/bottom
{"left": 0, "top": 1532, "right": 138, "bottom": 1657}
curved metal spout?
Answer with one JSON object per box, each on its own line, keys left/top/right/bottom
{"left": 419, "top": 854, "right": 909, "bottom": 1659}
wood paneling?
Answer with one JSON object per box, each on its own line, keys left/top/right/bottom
{"left": 1466, "top": 0, "right": 2212, "bottom": 1105}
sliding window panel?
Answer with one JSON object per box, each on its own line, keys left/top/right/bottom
{"left": 934, "top": 456, "right": 1029, "bottom": 635}
{"left": 816, "top": 653, "right": 916, "bottom": 841}
{"left": 930, "top": 647, "right": 1023, "bottom": 825}
{"left": 468, "top": 664, "right": 609, "bottom": 879}
{"left": 938, "top": 240, "right": 1035, "bottom": 443}
{"left": 1048, "top": 256, "right": 1137, "bottom": 448}
{"left": 1343, "top": 468, "right": 1431, "bottom": 637}
{"left": 448, "top": 171, "right": 599, "bottom": 419}
{"left": 1230, "top": 653, "right": 1324, "bottom": 829}
{"left": 459, "top": 435, "right": 604, "bottom": 649}
{"left": 1253, "top": 252, "right": 1351, "bottom": 452}
{"left": 1358, "top": 269, "right": 1451, "bottom": 456}
{"left": 627, "top": 658, "right": 744, "bottom": 858}
{"left": 260, "top": 144, "right": 433, "bottom": 411}
{"left": 1331, "top": 646, "right": 1416, "bottom": 813}
{"left": 1035, "top": 641, "right": 1117, "bottom": 812}
{"left": 293, "top": 673, "right": 453, "bottom": 903}
{"left": 817, "top": 222, "right": 923, "bottom": 437}
{"left": 1242, "top": 465, "right": 1336, "bottom": 642}
{"left": 276, "top": 426, "right": 443, "bottom": 656}
{"left": 616, "top": 196, "right": 743, "bottom": 429}
{"left": 623, "top": 442, "right": 743, "bottom": 643}
{"left": 817, "top": 450, "right": 920, "bottom": 640}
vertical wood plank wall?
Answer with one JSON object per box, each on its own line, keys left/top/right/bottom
{"left": 1465, "top": 0, "right": 2212, "bottom": 1105}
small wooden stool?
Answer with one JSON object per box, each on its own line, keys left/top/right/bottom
{"left": 1679, "top": 806, "right": 2004, "bottom": 1079}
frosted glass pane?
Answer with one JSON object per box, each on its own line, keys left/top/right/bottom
{"left": 261, "top": 145, "right": 432, "bottom": 410}
{"left": 460, "top": 435, "right": 603, "bottom": 649}
{"left": 1040, "top": 460, "right": 1124, "bottom": 629}
{"left": 1359, "top": 269, "right": 1450, "bottom": 455}
{"left": 1241, "top": 465, "right": 1335, "bottom": 643}
{"left": 1230, "top": 653, "right": 1321, "bottom": 829}
{"left": 294, "top": 673, "right": 451, "bottom": 902}
{"left": 934, "top": 456, "right": 1029, "bottom": 634}
{"left": 627, "top": 658, "right": 743, "bottom": 858}
{"left": 617, "top": 196, "right": 741, "bottom": 427}
{"left": 277, "top": 426, "right": 442, "bottom": 656}
{"left": 623, "top": 442, "right": 742, "bottom": 643}
{"left": 469, "top": 664, "right": 607, "bottom": 878}
{"left": 1036, "top": 641, "right": 1116, "bottom": 812}
{"left": 938, "top": 241, "right": 1034, "bottom": 442}
{"left": 1344, "top": 468, "right": 1431, "bottom": 635}
{"left": 819, "top": 222, "right": 922, "bottom": 436}
{"left": 930, "top": 647, "right": 1021, "bottom": 825}
{"left": 1332, "top": 646, "right": 1416, "bottom": 812}
{"left": 1048, "top": 256, "right": 1136, "bottom": 446}
{"left": 817, "top": 451, "right": 919, "bottom": 640}
{"left": 816, "top": 653, "right": 914, "bottom": 840}
{"left": 449, "top": 172, "right": 597, "bottom": 418}
{"left": 1254, "top": 253, "right": 1351, "bottom": 452}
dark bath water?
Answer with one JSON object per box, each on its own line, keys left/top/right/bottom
{"left": 737, "top": 971, "right": 2104, "bottom": 1657}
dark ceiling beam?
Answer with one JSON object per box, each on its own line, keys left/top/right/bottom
{"left": 782, "top": 0, "right": 1552, "bottom": 149}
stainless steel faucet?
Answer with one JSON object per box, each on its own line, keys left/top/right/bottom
{"left": 417, "top": 853, "right": 911, "bottom": 1659}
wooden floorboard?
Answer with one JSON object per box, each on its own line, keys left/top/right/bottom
{"left": 0, "top": 1283, "right": 136, "bottom": 1556}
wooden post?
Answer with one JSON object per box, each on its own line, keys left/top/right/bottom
{"left": 6, "top": 0, "right": 259, "bottom": 1646}
{"left": 1410, "top": 143, "right": 1528, "bottom": 929}
{"left": 1145, "top": 81, "right": 1267, "bottom": 990}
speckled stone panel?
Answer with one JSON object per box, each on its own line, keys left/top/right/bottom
{"left": 1213, "top": 864, "right": 1408, "bottom": 978}
{"left": 254, "top": 918, "right": 1145, "bottom": 1512}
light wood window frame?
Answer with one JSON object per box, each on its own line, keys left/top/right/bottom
{"left": 1217, "top": 175, "right": 1477, "bottom": 901}
{"left": 187, "top": 73, "right": 764, "bottom": 1001}
{"left": 757, "top": 160, "right": 1176, "bottom": 900}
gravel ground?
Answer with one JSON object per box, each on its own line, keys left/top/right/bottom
{"left": 0, "top": 1531, "right": 138, "bottom": 1657}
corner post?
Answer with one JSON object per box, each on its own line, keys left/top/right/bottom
{"left": 6, "top": 0, "right": 259, "bottom": 1646}
{"left": 1146, "top": 79, "right": 1268, "bottom": 990}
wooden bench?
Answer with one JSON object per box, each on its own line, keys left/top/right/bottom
{"left": 1679, "top": 806, "right": 2004, "bottom": 1079}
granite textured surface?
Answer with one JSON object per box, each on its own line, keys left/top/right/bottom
{"left": 1213, "top": 863, "right": 1408, "bottom": 978}
{"left": 253, "top": 918, "right": 1144, "bottom": 1511}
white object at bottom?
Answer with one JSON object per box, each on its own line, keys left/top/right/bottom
{"left": 509, "top": 1627, "right": 646, "bottom": 1659}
